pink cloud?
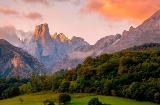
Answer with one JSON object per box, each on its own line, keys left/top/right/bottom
{"left": 22, "top": 0, "right": 80, "bottom": 6}
{"left": 0, "top": 8, "right": 18, "bottom": 15}
{"left": 25, "top": 12, "right": 43, "bottom": 20}
{"left": 81, "top": 0, "right": 160, "bottom": 24}
{"left": 22, "top": 0, "right": 49, "bottom": 5}
{"left": 0, "top": 25, "right": 21, "bottom": 46}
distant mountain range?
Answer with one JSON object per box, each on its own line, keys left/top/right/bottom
{"left": 1, "top": 10, "right": 160, "bottom": 76}
{"left": 50, "top": 10, "right": 160, "bottom": 72}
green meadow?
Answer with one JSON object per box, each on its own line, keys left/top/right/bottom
{"left": 0, "top": 92, "right": 158, "bottom": 105}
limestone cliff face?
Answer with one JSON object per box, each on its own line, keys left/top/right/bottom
{"left": 27, "top": 23, "right": 89, "bottom": 67}
{"left": 0, "top": 39, "right": 46, "bottom": 78}
{"left": 27, "top": 23, "right": 56, "bottom": 66}
{"left": 32, "top": 23, "right": 54, "bottom": 56}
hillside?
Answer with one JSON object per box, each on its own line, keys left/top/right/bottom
{"left": 127, "top": 43, "right": 160, "bottom": 50}
{"left": 1, "top": 49, "right": 160, "bottom": 104}
{"left": 0, "top": 39, "right": 46, "bottom": 78}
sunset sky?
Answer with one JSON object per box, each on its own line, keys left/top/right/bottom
{"left": 0, "top": 0, "right": 160, "bottom": 45}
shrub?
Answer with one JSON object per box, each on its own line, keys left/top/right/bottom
{"left": 88, "top": 98, "right": 109, "bottom": 105}
{"left": 88, "top": 98, "right": 102, "bottom": 105}
{"left": 58, "top": 94, "right": 71, "bottom": 104}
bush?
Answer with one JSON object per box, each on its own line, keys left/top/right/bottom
{"left": 88, "top": 98, "right": 109, "bottom": 105}
{"left": 58, "top": 94, "right": 71, "bottom": 104}
{"left": 88, "top": 98, "right": 102, "bottom": 105}
{"left": 154, "top": 92, "right": 160, "bottom": 104}
{"left": 43, "top": 99, "right": 55, "bottom": 105}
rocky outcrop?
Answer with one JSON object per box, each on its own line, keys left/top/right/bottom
{"left": 0, "top": 39, "right": 46, "bottom": 78}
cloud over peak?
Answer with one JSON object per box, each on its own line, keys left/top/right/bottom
{"left": 22, "top": 0, "right": 50, "bottom": 5}
{"left": 25, "top": 12, "right": 43, "bottom": 20}
{"left": 0, "top": 24, "right": 21, "bottom": 47}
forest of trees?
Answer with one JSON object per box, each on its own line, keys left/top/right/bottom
{"left": 0, "top": 49, "right": 160, "bottom": 104}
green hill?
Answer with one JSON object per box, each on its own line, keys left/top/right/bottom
{"left": 0, "top": 92, "right": 158, "bottom": 105}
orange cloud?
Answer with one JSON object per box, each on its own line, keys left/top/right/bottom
{"left": 81, "top": 0, "right": 160, "bottom": 24}
{"left": 25, "top": 12, "right": 43, "bottom": 20}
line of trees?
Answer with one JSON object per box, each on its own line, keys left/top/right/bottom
{"left": 0, "top": 50, "right": 160, "bottom": 104}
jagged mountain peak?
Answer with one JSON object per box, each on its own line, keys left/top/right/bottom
{"left": 32, "top": 23, "right": 52, "bottom": 44}
{"left": 51, "top": 32, "right": 58, "bottom": 39}
{"left": 58, "top": 33, "right": 69, "bottom": 42}
{"left": 34, "top": 23, "right": 49, "bottom": 38}
{"left": 51, "top": 33, "right": 69, "bottom": 42}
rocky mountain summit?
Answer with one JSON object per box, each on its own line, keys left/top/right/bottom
{"left": 0, "top": 39, "right": 46, "bottom": 78}
{"left": 26, "top": 23, "right": 89, "bottom": 67}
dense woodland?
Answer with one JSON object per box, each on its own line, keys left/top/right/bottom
{"left": 0, "top": 44, "right": 160, "bottom": 104}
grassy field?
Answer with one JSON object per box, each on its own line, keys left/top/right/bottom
{"left": 0, "top": 92, "right": 158, "bottom": 105}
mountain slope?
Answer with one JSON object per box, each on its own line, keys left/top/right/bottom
{"left": 0, "top": 39, "right": 46, "bottom": 78}
{"left": 127, "top": 43, "right": 160, "bottom": 51}
{"left": 103, "top": 10, "right": 160, "bottom": 54}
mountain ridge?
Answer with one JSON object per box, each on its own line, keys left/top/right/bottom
{"left": 0, "top": 39, "right": 46, "bottom": 78}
